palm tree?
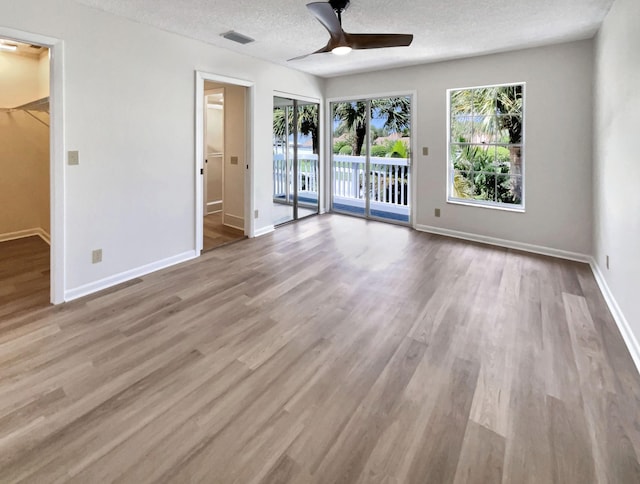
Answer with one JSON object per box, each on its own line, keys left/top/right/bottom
{"left": 450, "top": 85, "right": 523, "bottom": 202}
{"left": 273, "top": 104, "right": 320, "bottom": 154}
{"left": 333, "top": 97, "right": 410, "bottom": 156}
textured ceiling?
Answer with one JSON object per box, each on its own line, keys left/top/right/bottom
{"left": 73, "top": 0, "right": 614, "bottom": 78}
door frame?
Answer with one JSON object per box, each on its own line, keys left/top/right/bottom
{"left": 326, "top": 90, "right": 418, "bottom": 228}
{"left": 273, "top": 91, "right": 323, "bottom": 220}
{"left": 0, "top": 27, "right": 66, "bottom": 304}
{"left": 195, "top": 71, "right": 254, "bottom": 252}
{"left": 203, "top": 87, "right": 225, "bottom": 216}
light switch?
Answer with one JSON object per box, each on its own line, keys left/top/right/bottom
{"left": 422, "top": 147, "right": 429, "bottom": 156}
{"left": 230, "top": 156, "right": 239, "bottom": 165}
{"left": 68, "top": 150, "right": 79, "bottom": 165}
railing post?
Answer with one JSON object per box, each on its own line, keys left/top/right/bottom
{"left": 351, "top": 161, "right": 359, "bottom": 198}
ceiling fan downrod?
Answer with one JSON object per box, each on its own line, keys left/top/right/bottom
{"left": 329, "top": 0, "right": 350, "bottom": 24}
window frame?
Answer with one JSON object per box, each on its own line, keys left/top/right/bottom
{"left": 446, "top": 82, "right": 526, "bottom": 212}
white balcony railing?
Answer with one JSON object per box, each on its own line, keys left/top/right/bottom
{"left": 273, "top": 154, "right": 410, "bottom": 221}
{"left": 273, "top": 154, "right": 319, "bottom": 204}
{"left": 332, "top": 155, "right": 410, "bottom": 206}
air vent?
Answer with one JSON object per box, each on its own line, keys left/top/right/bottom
{"left": 221, "top": 31, "right": 255, "bottom": 45}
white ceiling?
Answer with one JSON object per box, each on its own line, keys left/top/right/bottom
{"left": 73, "top": 0, "right": 614, "bottom": 78}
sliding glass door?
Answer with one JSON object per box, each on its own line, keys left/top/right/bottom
{"left": 330, "top": 95, "right": 411, "bottom": 224}
{"left": 272, "top": 96, "right": 320, "bottom": 225}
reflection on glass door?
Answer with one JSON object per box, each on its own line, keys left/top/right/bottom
{"left": 331, "top": 96, "right": 411, "bottom": 224}
{"left": 272, "top": 96, "right": 320, "bottom": 225}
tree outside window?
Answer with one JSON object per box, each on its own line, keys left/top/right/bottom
{"left": 448, "top": 84, "right": 524, "bottom": 209}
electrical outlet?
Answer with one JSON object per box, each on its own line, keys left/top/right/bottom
{"left": 606, "top": 255, "right": 609, "bottom": 270}
{"left": 254, "top": 209, "right": 259, "bottom": 219}
{"left": 92, "top": 249, "right": 102, "bottom": 264}
{"left": 230, "top": 156, "right": 239, "bottom": 165}
{"left": 68, "top": 150, "right": 79, "bottom": 165}
{"left": 434, "top": 208, "right": 441, "bottom": 217}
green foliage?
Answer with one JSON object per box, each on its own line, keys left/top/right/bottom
{"left": 453, "top": 173, "right": 473, "bottom": 199}
{"left": 451, "top": 145, "right": 521, "bottom": 204}
{"left": 370, "top": 125, "right": 387, "bottom": 140}
{"left": 386, "top": 140, "right": 409, "bottom": 158}
{"left": 273, "top": 104, "right": 320, "bottom": 153}
{"left": 370, "top": 145, "right": 388, "bottom": 157}
{"left": 333, "top": 140, "right": 351, "bottom": 154}
{"left": 449, "top": 85, "right": 523, "bottom": 205}
{"left": 332, "top": 97, "right": 411, "bottom": 156}
{"left": 339, "top": 145, "right": 353, "bottom": 155}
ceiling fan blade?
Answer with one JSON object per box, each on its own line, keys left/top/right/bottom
{"left": 345, "top": 33, "right": 413, "bottom": 50}
{"left": 287, "top": 44, "right": 333, "bottom": 62}
{"left": 307, "top": 2, "right": 343, "bottom": 39}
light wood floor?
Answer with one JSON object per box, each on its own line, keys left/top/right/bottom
{"left": 0, "top": 236, "right": 50, "bottom": 317}
{"left": 1, "top": 214, "right": 639, "bottom": 483}
{"left": 203, "top": 212, "right": 245, "bottom": 252}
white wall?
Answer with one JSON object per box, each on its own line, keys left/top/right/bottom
{"left": 326, "top": 40, "right": 594, "bottom": 256}
{"left": 593, "top": 0, "right": 640, "bottom": 349}
{"left": 0, "top": 0, "right": 323, "bottom": 296}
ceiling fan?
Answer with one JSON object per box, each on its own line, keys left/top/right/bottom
{"left": 288, "top": 0, "right": 413, "bottom": 61}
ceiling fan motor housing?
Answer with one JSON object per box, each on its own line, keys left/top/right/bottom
{"left": 329, "top": 0, "right": 350, "bottom": 12}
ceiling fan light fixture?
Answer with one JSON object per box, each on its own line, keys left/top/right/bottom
{"left": 332, "top": 45, "right": 352, "bottom": 56}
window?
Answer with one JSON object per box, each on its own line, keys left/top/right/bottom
{"left": 447, "top": 83, "right": 524, "bottom": 210}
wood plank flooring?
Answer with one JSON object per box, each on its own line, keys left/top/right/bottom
{"left": 1, "top": 214, "right": 639, "bottom": 483}
{"left": 0, "top": 236, "right": 50, "bottom": 318}
{"left": 203, "top": 212, "right": 245, "bottom": 251}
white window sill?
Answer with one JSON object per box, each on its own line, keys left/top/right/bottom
{"left": 447, "top": 198, "right": 525, "bottom": 213}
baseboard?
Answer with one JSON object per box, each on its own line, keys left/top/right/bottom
{"left": 207, "top": 201, "right": 222, "bottom": 214}
{"left": 0, "top": 227, "right": 51, "bottom": 245}
{"left": 415, "top": 224, "right": 590, "bottom": 263}
{"left": 589, "top": 259, "right": 640, "bottom": 375}
{"left": 64, "top": 250, "right": 198, "bottom": 302}
{"left": 36, "top": 228, "right": 51, "bottom": 245}
{"left": 223, "top": 213, "right": 244, "bottom": 231}
{"left": 254, "top": 225, "right": 275, "bottom": 237}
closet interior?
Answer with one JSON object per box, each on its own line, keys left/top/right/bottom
{"left": 0, "top": 39, "right": 51, "bottom": 311}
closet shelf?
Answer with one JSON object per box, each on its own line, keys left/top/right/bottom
{"left": 0, "top": 96, "right": 49, "bottom": 113}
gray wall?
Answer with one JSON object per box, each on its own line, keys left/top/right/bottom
{"left": 326, "top": 40, "right": 594, "bottom": 256}
{"left": 594, "top": 0, "right": 640, "bottom": 355}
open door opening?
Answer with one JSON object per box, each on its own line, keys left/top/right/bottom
{"left": 201, "top": 80, "right": 247, "bottom": 252}
{"left": 0, "top": 39, "right": 51, "bottom": 311}
{"left": 272, "top": 96, "right": 320, "bottom": 226}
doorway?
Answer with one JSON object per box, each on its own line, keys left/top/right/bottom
{"left": 272, "top": 96, "right": 320, "bottom": 225}
{"left": 201, "top": 80, "right": 247, "bottom": 252}
{"left": 330, "top": 95, "right": 412, "bottom": 225}
{"left": 0, "top": 39, "right": 51, "bottom": 311}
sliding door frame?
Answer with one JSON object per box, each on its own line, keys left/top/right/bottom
{"left": 273, "top": 91, "right": 322, "bottom": 223}
{"left": 326, "top": 90, "right": 418, "bottom": 228}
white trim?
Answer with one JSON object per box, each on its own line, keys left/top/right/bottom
{"left": 0, "top": 27, "right": 65, "bottom": 304}
{"left": 253, "top": 225, "right": 275, "bottom": 237}
{"left": 326, "top": 91, "right": 416, "bottom": 226}
{"left": 0, "top": 228, "right": 50, "bottom": 244}
{"left": 195, "top": 71, "right": 254, "bottom": 250}
{"left": 445, "top": 82, "right": 526, "bottom": 213}
{"left": 415, "top": 224, "right": 590, "bottom": 263}
{"left": 37, "top": 228, "right": 51, "bottom": 245}
{"left": 223, "top": 213, "right": 244, "bottom": 231}
{"left": 589, "top": 259, "right": 640, "bottom": 375}
{"left": 409, "top": 90, "right": 418, "bottom": 229}
{"left": 326, "top": 89, "right": 418, "bottom": 104}
{"left": 64, "top": 250, "right": 197, "bottom": 302}
{"left": 273, "top": 91, "right": 321, "bottom": 104}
